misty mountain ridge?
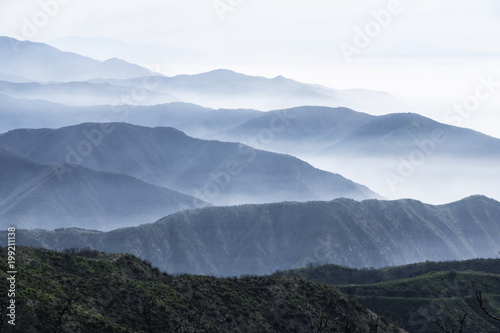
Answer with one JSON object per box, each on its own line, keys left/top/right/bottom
{"left": 1, "top": 90, "right": 498, "bottom": 203}
{"left": 0, "top": 37, "right": 402, "bottom": 113}
{"left": 1, "top": 36, "right": 498, "bottom": 213}
{"left": 213, "top": 107, "right": 500, "bottom": 157}
{"left": 214, "top": 106, "right": 376, "bottom": 153}
{"left": 12, "top": 195, "right": 500, "bottom": 276}
{"left": 0, "top": 122, "right": 379, "bottom": 207}
{"left": 0, "top": 80, "right": 179, "bottom": 106}
{"left": 320, "top": 112, "right": 500, "bottom": 157}
{"left": 0, "top": 36, "right": 158, "bottom": 82}
{"left": 208, "top": 106, "right": 500, "bottom": 203}
{"left": 84, "top": 68, "right": 402, "bottom": 112}
{"left": 0, "top": 147, "right": 208, "bottom": 230}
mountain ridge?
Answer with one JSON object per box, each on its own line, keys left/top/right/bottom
{"left": 275, "top": 258, "right": 500, "bottom": 333}
{"left": 0, "top": 122, "right": 379, "bottom": 206}
{"left": 0, "top": 147, "right": 208, "bottom": 230}
{"left": 10, "top": 195, "right": 500, "bottom": 276}
{"left": 0, "top": 36, "right": 157, "bottom": 82}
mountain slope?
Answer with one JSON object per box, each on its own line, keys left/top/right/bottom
{"left": 213, "top": 107, "right": 500, "bottom": 159}
{"left": 312, "top": 112, "right": 500, "bottom": 203}
{"left": 0, "top": 94, "right": 238, "bottom": 134}
{"left": 343, "top": 271, "right": 500, "bottom": 333}
{"left": 320, "top": 112, "right": 500, "bottom": 157}
{"left": 0, "top": 148, "right": 207, "bottom": 230}
{"left": 12, "top": 196, "right": 500, "bottom": 276}
{"left": 0, "top": 37, "right": 155, "bottom": 82}
{"left": 92, "top": 69, "right": 401, "bottom": 112}
{"left": 215, "top": 108, "right": 499, "bottom": 204}
{"left": 1, "top": 37, "right": 400, "bottom": 112}
{"left": 0, "top": 247, "right": 403, "bottom": 332}
{"left": 0, "top": 80, "right": 178, "bottom": 106}
{"left": 275, "top": 260, "right": 500, "bottom": 333}
{"left": 214, "top": 106, "right": 375, "bottom": 153}
{"left": 274, "top": 258, "right": 500, "bottom": 285}
{"left": 0, "top": 123, "right": 378, "bottom": 205}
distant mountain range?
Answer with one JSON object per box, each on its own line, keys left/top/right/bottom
{"left": 0, "top": 80, "right": 178, "bottom": 106}
{"left": 97, "top": 69, "right": 400, "bottom": 111}
{"left": 0, "top": 37, "right": 156, "bottom": 82}
{"left": 0, "top": 36, "right": 401, "bottom": 112}
{"left": 0, "top": 147, "right": 207, "bottom": 230}
{"left": 213, "top": 105, "right": 374, "bottom": 153}
{"left": 12, "top": 195, "right": 500, "bottom": 276}
{"left": 211, "top": 106, "right": 500, "bottom": 203}
{"left": 211, "top": 106, "right": 500, "bottom": 158}
{"left": 0, "top": 122, "right": 378, "bottom": 207}
{"left": 1, "top": 88, "right": 499, "bottom": 203}
{"left": 1, "top": 35, "right": 499, "bottom": 225}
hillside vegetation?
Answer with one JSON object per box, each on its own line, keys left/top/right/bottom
{"left": 0, "top": 247, "right": 403, "bottom": 332}
{"left": 275, "top": 259, "right": 500, "bottom": 333}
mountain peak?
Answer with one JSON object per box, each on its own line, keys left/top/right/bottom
{"left": 453, "top": 194, "right": 499, "bottom": 205}
{"left": 0, "top": 37, "right": 155, "bottom": 81}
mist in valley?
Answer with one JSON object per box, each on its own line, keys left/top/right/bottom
{"left": 306, "top": 155, "right": 500, "bottom": 205}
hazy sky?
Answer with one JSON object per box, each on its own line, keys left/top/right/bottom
{"left": 1, "top": 0, "right": 500, "bottom": 136}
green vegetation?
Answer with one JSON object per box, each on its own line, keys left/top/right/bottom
{"left": 275, "top": 259, "right": 500, "bottom": 332}
{"left": 274, "top": 258, "right": 500, "bottom": 285}
{"left": 0, "top": 247, "right": 403, "bottom": 332}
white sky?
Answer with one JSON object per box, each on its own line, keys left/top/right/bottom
{"left": 1, "top": 0, "right": 500, "bottom": 137}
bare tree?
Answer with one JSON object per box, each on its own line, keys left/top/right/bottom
{"left": 314, "top": 295, "right": 361, "bottom": 333}
{"left": 143, "top": 295, "right": 158, "bottom": 333}
{"left": 368, "top": 314, "right": 379, "bottom": 333}
{"left": 53, "top": 289, "right": 78, "bottom": 333}
{"left": 474, "top": 285, "right": 500, "bottom": 322}
{"left": 436, "top": 313, "right": 466, "bottom": 333}
{"left": 315, "top": 295, "right": 339, "bottom": 333}
{"left": 341, "top": 310, "right": 353, "bottom": 333}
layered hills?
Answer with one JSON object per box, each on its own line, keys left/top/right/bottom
{"left": 213, "top": 106, "right": 500, "bottom": 203}
{"left": 0, "top": 147, "right": 207, "bottom": 230}
{"left": 0, "top": 122, "right": 378, "bottom": 206}
{"left": 10, "top": 195, "right": 500, "bottom": 276}
{"left": 0, "top": 37, "right": 399, "bottom": 113}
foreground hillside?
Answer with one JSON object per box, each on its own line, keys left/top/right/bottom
{"left": 275, "top": 259, "right": 500, "bottom": 332}
{"left": 11, "top": 195, "right": 500, "bottom": 276}
{"left": 0, "top": 247, "right": 403, "bottom": 332}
